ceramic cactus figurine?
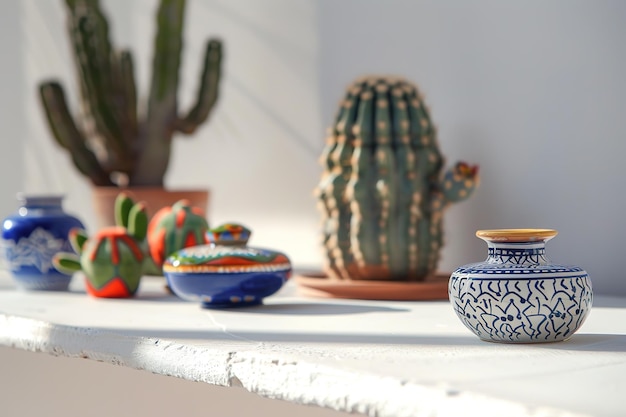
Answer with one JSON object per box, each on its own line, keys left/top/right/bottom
{"left": 147, "top": 199, "right": 209, "bottom": 270}
{"left": 316, "top": 76, "right": 479, "bottom": 281}
{"left": 114, "top": 193, "right": 161, "bottom": 275}
{"left": 52, "top": 198, "right": 148, "bottom": 297}
{"left": 38, "top": 0, "right": 222, "bottom": 187}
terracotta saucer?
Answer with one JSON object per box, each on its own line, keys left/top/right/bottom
{"left": 294, "top": 272, "right": 450, "bottom": 301}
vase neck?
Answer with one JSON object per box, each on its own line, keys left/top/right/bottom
{"left": 485, "top": 242, "right": 549, "bottom": 265}
{"left": 18, "top": 195, "right": 65, "bottom": 216}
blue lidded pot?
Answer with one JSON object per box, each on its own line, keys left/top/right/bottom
{"left": 164, "top": 223, "right": 292, "bottom": 308}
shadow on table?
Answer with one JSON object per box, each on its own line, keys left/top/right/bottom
{"left": 224, "top": 302, "right": 410, "bottom": 315}
{"left": 104, "top": 329, "right": 625, "bottom": 351}
{"left": 538, "top": 333, "right": 626, "bottom": 353}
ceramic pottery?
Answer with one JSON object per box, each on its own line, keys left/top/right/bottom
{"left": 147, "top": 199, "right": 209, "bottom": 271}
{"left": 1, "top": 195, "right": 84, "bottom": 291}
{"left": 163, "top": 224, "right": 291, "bottom": 308}
{"left": 449, "top": 229, "right": 592, "bottom": 343}
{"left": 80, "top": 227, "right": 145, "bottom": 298}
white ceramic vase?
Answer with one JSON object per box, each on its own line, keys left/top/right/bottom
{"left": 449, "top": 229, "right": 592, "bottom": 343}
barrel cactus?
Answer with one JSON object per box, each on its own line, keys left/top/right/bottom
{"left": 52, "top": 197, "right": 148, "bottom": 297}
{"left": 316, "top": 76, "right": 479, "bottom": 281}
{"left": 38, "top": 0, "right": 223, "bottom": 187}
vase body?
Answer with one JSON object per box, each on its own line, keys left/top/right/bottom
{"left": 1, "top": 195, "right": 85, "bottom": 291}
{"left": 449, "top": 229, "right": 592, "bottom": 343}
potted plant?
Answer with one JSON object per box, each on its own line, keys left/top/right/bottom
{"left": 38, "top": 0, "right": 222, "bottom": 226}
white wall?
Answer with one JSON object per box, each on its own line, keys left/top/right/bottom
{"left": 0, "top": 0, "right": 24, "bottom": 219}
{"left": 2, "top": 0, "right": 626, "bottom": 295}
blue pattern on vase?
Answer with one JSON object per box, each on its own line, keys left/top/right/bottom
{"left": 449, "top": 274, "right": 592, "bottom": 342}
{"left": 1, "top": 195, "right": 84, "bottom": 291}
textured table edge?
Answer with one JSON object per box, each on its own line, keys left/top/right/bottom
{"left": 0, "top": 312, "right": 588, "bottom": 417}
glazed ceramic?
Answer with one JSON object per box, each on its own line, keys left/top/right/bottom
{"left": 1, "top": 195, "right": 84, "bottom": 291}
{"left": 52, "top": 194, "right": 149, "bottom": 298}
{"left": 80, "top": 226, "right": 145, "bottom": 298}
{"left": 163, "top": 224, "right": 291, "bottom": 308}
{"left": 449, "top": 229, "right": 592, "bottom": 343}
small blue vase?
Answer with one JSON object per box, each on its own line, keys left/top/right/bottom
{"left": 1, "top": 194, "right": 85, "bottom": 291}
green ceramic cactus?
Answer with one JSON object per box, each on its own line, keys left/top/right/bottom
{"left": 147, "top": 199, "right": 209, "bottom": 270}
{"left": 317, "top": 76, "right": 479, "bottom": 281}
{"left": 52, "top": 195, "right": 148, "bottom": 297}
{"left": 38, "top": 0, "right": 223, "bottom": 187}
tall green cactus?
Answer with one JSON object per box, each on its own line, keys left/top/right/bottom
{"left": 317, "top": 76, "right": 479, "bottom": 281}
{"left": 38, "top": 0, "right": 222, "bottom": 187}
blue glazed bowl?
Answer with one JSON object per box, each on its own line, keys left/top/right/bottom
{"left": 163, "top": 244, "right": 292, "bottom": 308}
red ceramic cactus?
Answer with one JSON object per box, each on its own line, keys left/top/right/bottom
{"left": 147, "top": 199, "right": 209, "bottom": 269}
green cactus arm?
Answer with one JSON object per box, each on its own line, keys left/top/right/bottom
{"left": 66, "top": 2, "right": 130, "bottom": 169}
{"left": 128, "top": 203, "right": 148, "bottom": 242}
{"left": 131, "top": 0, "right": 186, "bottom": 186}
{"left": 114, "top": 192, "right": 134, "bottom": 228}
{"left": 113, "top": 50, "right": 138, "bottom": 141}
{"left": 176, "top": 39, "right": 222, "bottom": 134}
{"left": 69, "top": 228, "right": 89, "bottom": 254}
{"left": 52, "top": 252, "right": 82, "bottom": 275}
{"left": 39, "top": 82, "right": 113, "bottom": 186}
{"left": 148, "top": 0, "right": 184, "bottom": 111}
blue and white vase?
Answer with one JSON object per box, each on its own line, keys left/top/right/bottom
{"left": 449, "top": 229, "right": 592, "bottom": 343}
{"left": 1, "top": 194, "right": 85, "bottom": 291}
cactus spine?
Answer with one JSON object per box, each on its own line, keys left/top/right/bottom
{"left": 317, "top": 76, "right": 479, "bottom": 281}
{"left": 39, "top": 0, "right": 222, "bottom": 187}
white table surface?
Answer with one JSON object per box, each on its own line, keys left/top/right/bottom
{"left": 0, "top": 271, "right": 624, "bottom": 417}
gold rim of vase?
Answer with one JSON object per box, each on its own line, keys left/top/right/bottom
{"left": 476, "top": 229, "right": 558, "bottom": 243}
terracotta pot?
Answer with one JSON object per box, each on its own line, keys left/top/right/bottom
{"left": 92, "top": 187, "right": 209, "bottom": 228}
{"left": 294, "top": 271, "right": 449, "bottom": 301}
